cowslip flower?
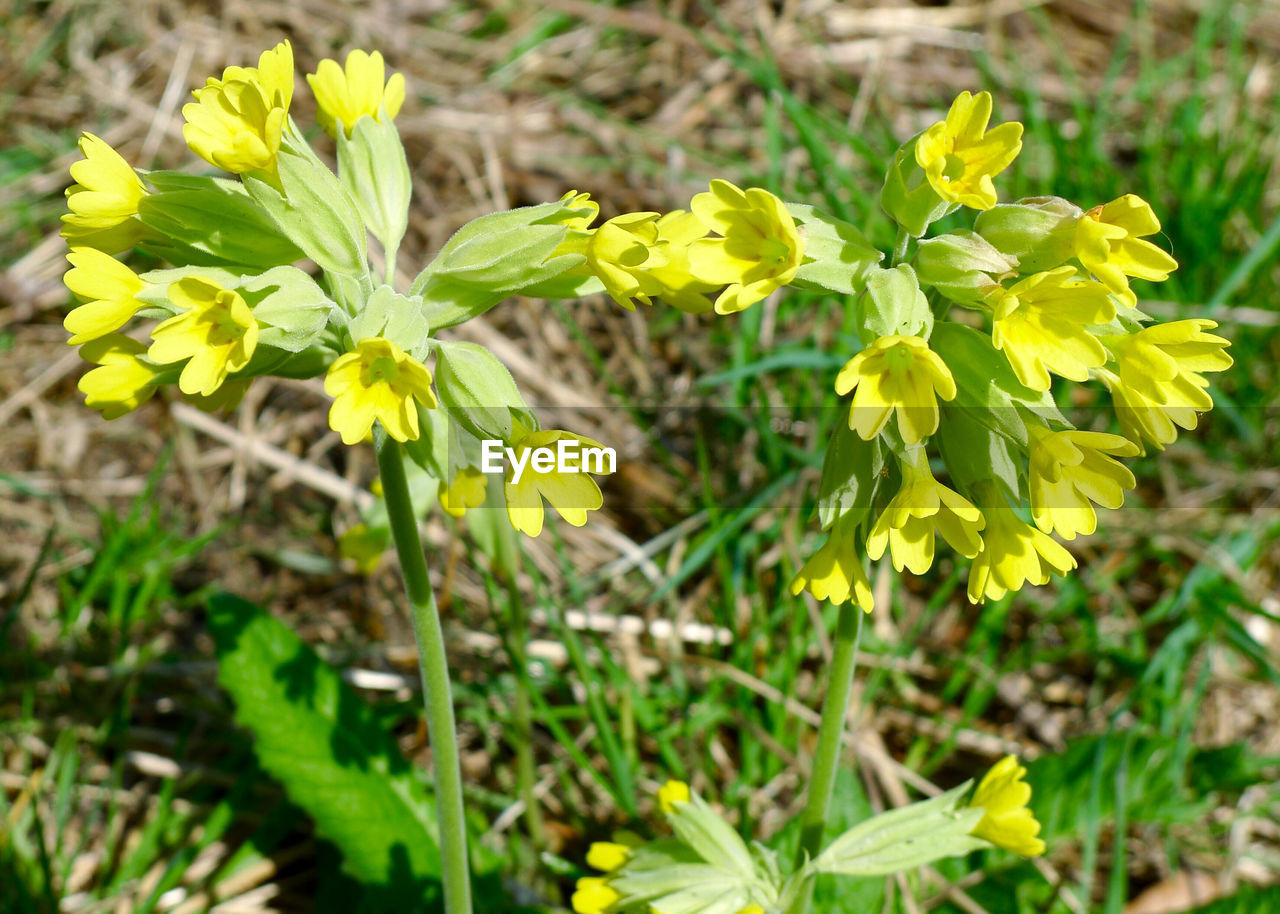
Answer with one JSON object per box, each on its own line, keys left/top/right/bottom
{"left": 1075, "top": 194, "right": 1178, "bottom": 306}
{"left": 1105, "top": 319, "right": 1232, "bottom": 411}
{"left": 438, "top": 466, "right": 488, "bottom": 518}
{"left": 967, "top": 497, "right": 1076, "bottom": 604}
{"left": 834, "top": 334, "right": 956, "bottom": 445}
{"left": 790, "top": 513, "right": 875, "bottom": 611}
{"left": 63, "top": 248, "right": 148, "bottom": 345}
{"left": 656, "top": 779, "right": 692, "bottom": 813}
{"left": 866, "top": 462, "right": 984, "bottom": 574}
{"left": 644, "top": 210, "right": 719, "bottom": 314}
{"left": 503, "top": 427, "right": 605, "bottom": 537}
{"left": 1098, "top": 368, "right": 1200, "bottom": 452}
{"left": 61, "top": 133, "right": 146, "bottom": 251}
{"left": 688, "top": 179, "right": 804, "bottom": 314}
{"left": 585, "top": 842, "right": 632, "bottom": 873}
{"left": 988, "top": 266, "right": 1114, "bottom": 391}
{"left": 968, "top": 755, "right": 1046, "bottom": 856}
{"left": 1028, "top": 428, "right": 1138, "bottom": 539}
{"left": 149, "top": 276, "right": 260, "bottom": 397}
{"left": 324, "top": 337, "right": 437, "bottom": 445}
{"left": 77, "top": 334, "right": 164, "bottom": 419}
{"left": 915, "top": 91, "right": 1023, "bottom": 211}
{"left": 571, "top": 877, "right": 621, "bottom": 914}
{"left": 306, "top": 49, "right": 406, "bottom": 138}
{"left": 585, "top": 212, "right": 667, "bottom": 309}
{"left": 183, "top": 41, "right": 294, "bottom": 175}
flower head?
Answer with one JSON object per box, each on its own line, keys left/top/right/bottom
{"left": 645, "top": 210, "right": 719, "bottom": 314}
{"left": 61, "top": 133, "right": 146, "bottom": 251}
{"left": 790, "top": 513, "right": 875, "bottom": 611}
{"left": 1075, "top": 194, "right": 1178, "bottom": 306}
{"left": 688, "top": 180, "right": 804, "bottom": 314}
{"left": 148, "top": 276, "right": 259, "bottom": 397}
{"left": 503, "top": 425, "right": 605, "bottom": 537}
{"left": 1028, "top": 427, "right": 1138, "bottom": 539}
{"left": 324, "top": 337, "right": 437, "bottom": 445}
{"left": 656, "top": 779, "right": 692, "bottom": 813}
{"left": 968, "top": 755, "right": 1046, "bottom": 856}
{"left": 1106, "top": 319, "right": 1232, "bottom": 410}
{"left": 571, "top": 877, "right": 621, "bottom": 914}
{"left": 915, "top": 91, "right": 1023, "bottom": 211}
{"left": 867, "top": 462, "right": 984, "bottom": 574}
{"left": 438, "top": 466, "right": 487, "bottom": 518}
{"left": 988, "top": 267, "right": 1114, "bottom": 391}
{"left": 63, "top": 248, "right": 148, "bottom": 345}
{"left": 585, "top": 842, "right": 632, "bottom": 873}
{"left": 585, "top": 212, "right": 666, "bottom": 309}
{"left": 306, "top": 49, "right": 406, "bottom": 138}
{"left": 835, "top": 334, "right": 957, "bottom": 445}
{"left": 77, "top": 334, "right": 164, "bottom": 419}
{"left": 967, "top": 499, "right": 1076, "bottom": 604}
{"left": 183, "top": 41, "right": 294, "bottom": 175}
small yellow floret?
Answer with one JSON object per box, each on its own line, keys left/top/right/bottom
{"left": 63, "top": 248, "right": 148, "bottom": 345}
{"left": 969, "top": 755, "right": 1046, "bottom": 856}
{"left": 62, "top": 133, "right": 146, "bottom": 251}
{"left": 502, "top": 426, "right": 605, "bottom": 537}
{"left": 438, "top": 466, "right": 487, "bottom": 518}
{"left": 182, "top": 41, "right": 293, "bottom": 175}
{"left": 1075, "top": 194, "right": 1178, "bottom": 307}
{"left": 834, "top": 334, "right": 956, "bottom": 445}
{"left": 915, "top": 91, "right": 1023, "bottom": 211}
{"left": 656, "top": 779, "right": 691, "bottom": 813}
{"left": 585, "top": 841, "right": 632, "bottom": 873}
{"left": 967, "top": 499, "right": 1076, "bottom": 604}
{"left": 77, "top": 334, "right": 163, "bottom": 420}
{"left": 790, "top": 513, "right": 875, "bottom": 611}
{"left": 866, "top": 463, "right": 984, "bottom": 574}
{"left": 323, "top": 337, "right": 437, "bottom": 445}
{"left": 571, "top": 877, "right": 621, "bottom": 914}
{"left": 306, "top": 49, "right": 406, "bottom": 138}
{"left": 1028, "top": 427, "right": 1138, "bottom": 540}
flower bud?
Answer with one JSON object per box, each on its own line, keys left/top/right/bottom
{"left": 913, "top": 230, "right": 1017, "bottom": 305}
{"left": 974, "top": 196, "right": 1081, "bottom": 273}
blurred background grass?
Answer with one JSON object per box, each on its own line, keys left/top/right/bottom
{"left": 1, "top": 1, "right": 1278, "bottom": 912}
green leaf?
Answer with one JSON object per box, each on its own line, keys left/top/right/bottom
{"left": 338, "top": 116, "right": 411, "bottom": 255}
{"left": 784, "top": 202, "right": 883, "bottom": 295}
{"left": 206, "top": 594, "right": 442, "bottom": 907}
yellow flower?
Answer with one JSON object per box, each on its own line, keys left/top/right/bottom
{"left": 1105, "top": 319, "right": 1232, "bottom": 411}
{"left": 737, "top": 907, "right": 764, "bottom": 914}
{"left": 306, "top": 49, "right": 406, "bottom": 138}
{"left": 503, "top": 426, "right": 605, "bottom": 537}
{"left": 571, "top": 877, "right": 621, "bottom": 914}
{"left": 63, "top": 248, "right": 148, "bottom": 345}
{"left": 149, "top": 276, "right": 259, "bottom": 397}
{"left": 866, "top": 462, "right": 984, "bottom": 574}
{"left": 585, "top": 842, "right": 632, "bottom": 873}
{"left": 1075, "top": 194, "right": 1178, "bottom": 307}
{"left": 968, "top": 755, "right": 1046, "bottom": 856}
{"left": 656, "top": 780, "right": 691, "bottom": 813}
{"left": 688, "top": 179, "right": 804, "bottom": 314}
{"left": 438, "top": 466, "right": 487, "bottom": 518}
{"left": 337, "top": 523, "right": 386, "bottom": 575}
{"left": 183, "top": 41, "right": 293, "bottom": 175}
{"left": 988, "top": 267, "right": 1114, "bottom": 391}
{"left": 646, "top": 210, "right": 719, "bottom": 314}
{"left": 1028, "top": 427, "right": 1138, "bottom": 540}
{"left": 1097, "top": 368, "right": 1196, "bottom": 452}
{"left": 61, "top": 133, "right": 146, "bottom": 251}
{"left": 834, "top": 334, "right": 957, "bottom": 445}
{"left": 915, "top": 91, "right": 1023, "bottom": 211}
{"left": 789, "top": 513, "right": 875, "bottom": 611}
{"left": 77, "top": 334, "right": 163, "bottom": 420}
{"left": 967, "top": 499, "right": 1076, "bottom": 604}
{"left": 585, "top": 212, "right": 667, "bottom": 309}
{"left": 323, "top": 337, "right": 438, "bottom": 445}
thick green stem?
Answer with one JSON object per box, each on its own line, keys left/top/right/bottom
{"left": 375, "top": 436, "right": 472, "bottom": 914}
{"left": 793, "top": 602, "right": 866, "bottom": 906}
{"left": 506, "top": 583, "right": 547, "bottom": 851}
{"left": 891, "top": 225, "right": 911, "bottom": 266}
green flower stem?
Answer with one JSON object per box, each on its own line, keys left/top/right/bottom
{"left": 375, "top": 435, "right": 472, "bottom": 914}
{"left": 792, "top": 601, "right": 866, "bottom": 908}
{"left": 891, "top": 225, "right": 911, "bottom": 266}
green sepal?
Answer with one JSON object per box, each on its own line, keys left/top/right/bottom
{"left": 270, "top": 343, "right": 335, "bottom": 380}
{"left": 817, "top": 422, "right": 884, "bottom": 530}
{"left": 665, "top": 795, "right": 755, "bottom": 880}
{"left": 137, "top": 171, "right": 303, "bottom": 268}
{"left": 936, "top": 405, "right": 1023, "bottom": 504}
{"left": 913, "top": 230, "right": 1018, "bottom": 306}
{"left": 464, "top": 473, "right": 521, "bottom": 582}
{"left": 974, "top": 196, "right": 1082, "bottom": 274}
{"left": 855, "top": 264, "right": 933, "bottom": 344}
{"left": 879, "top": 135, "right": 958, "bottom": 237}
{"left": 809, "top": 782, "right": 988, "bottom": 877}
{"left": 432, "top": 340, "right": 530, "bottom": 441}
{"left": 783, "top": 202, "right": 883, "bottom": 295}
{"left": 244, "top": 131, "right": 368, "bottom": 279}
{"left": 238, "top": 266, "right": 335, "bottom": 352}
{"left": 402, "top": 402, "right": 453, "bottom": 481}
{"left": 345, "top": 285, "right": 431, "bottom": 360}
{"left": 337, "top": 116, "right": 411, "bottom": 258}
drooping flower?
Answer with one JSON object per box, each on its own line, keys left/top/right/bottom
{"left": 61, "top": 133, "right": 147, "bottom": 252}
{"left": 645, "top": 210, "right": 719, "bottom": 314}
{"left": 323, "top": 336, "right": 437, "bottom": 445}
{"left": 148, "top": 276, "right": 260, "bottom": 397}
{"left": 438, "top": 466, "right": 487, "bottom": 518}
{"left": 790, "top": 513, "right": 875, "bottom": 611}
{"left": 1075, "top": 194, "right": 1178, "bottom": 306}
{"left": 62, "top": 248, "right": 148, "bottom": 345}
{"left": 76, "top": 334, "right": 164, "bottom": 419}
{"left": 585, "top": 212, "right": 667, "bottom": 309}
{"left": 866, "top": 462, "right": 984, "bottom": 574}
{"left": 182, "top": 41, "right": 294, "bottom": 175}
{"left": 915, "top": 91, "right": 1024, "bottom": 211}
{"left": 834, "top": 334, "right": 957, "bottom": 445}
{"left": 1097, "top": 368, "right": 1194, "bottom": 452}
{"left": 503, "top": 426, "right": 605, "bottom": 537}
{"left": 968, "top": 755, "right": 1046, "bottom": 856}
{"left": 987, "top": 266, "right": 1114, "bottom": 391}
{"left": 967, "top": 495, "right": 1076, "bottom": 604}
{"left": 688, "top": 179, "right": 804, "bottom": 314}
{"left": 571, "top": 877, "right": 621, "bottom": 914}
{"left": 1105, "top": 319, "right": 1232, "bottom": 410}
{"left": 1028, "top": 427, "right": 1138, "bottom": 539}
{"left": 656, "top": 779, "right": 692, "bottom": 813}
{"left": 306, "top": 49, "right": 406, "bottom": 138}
